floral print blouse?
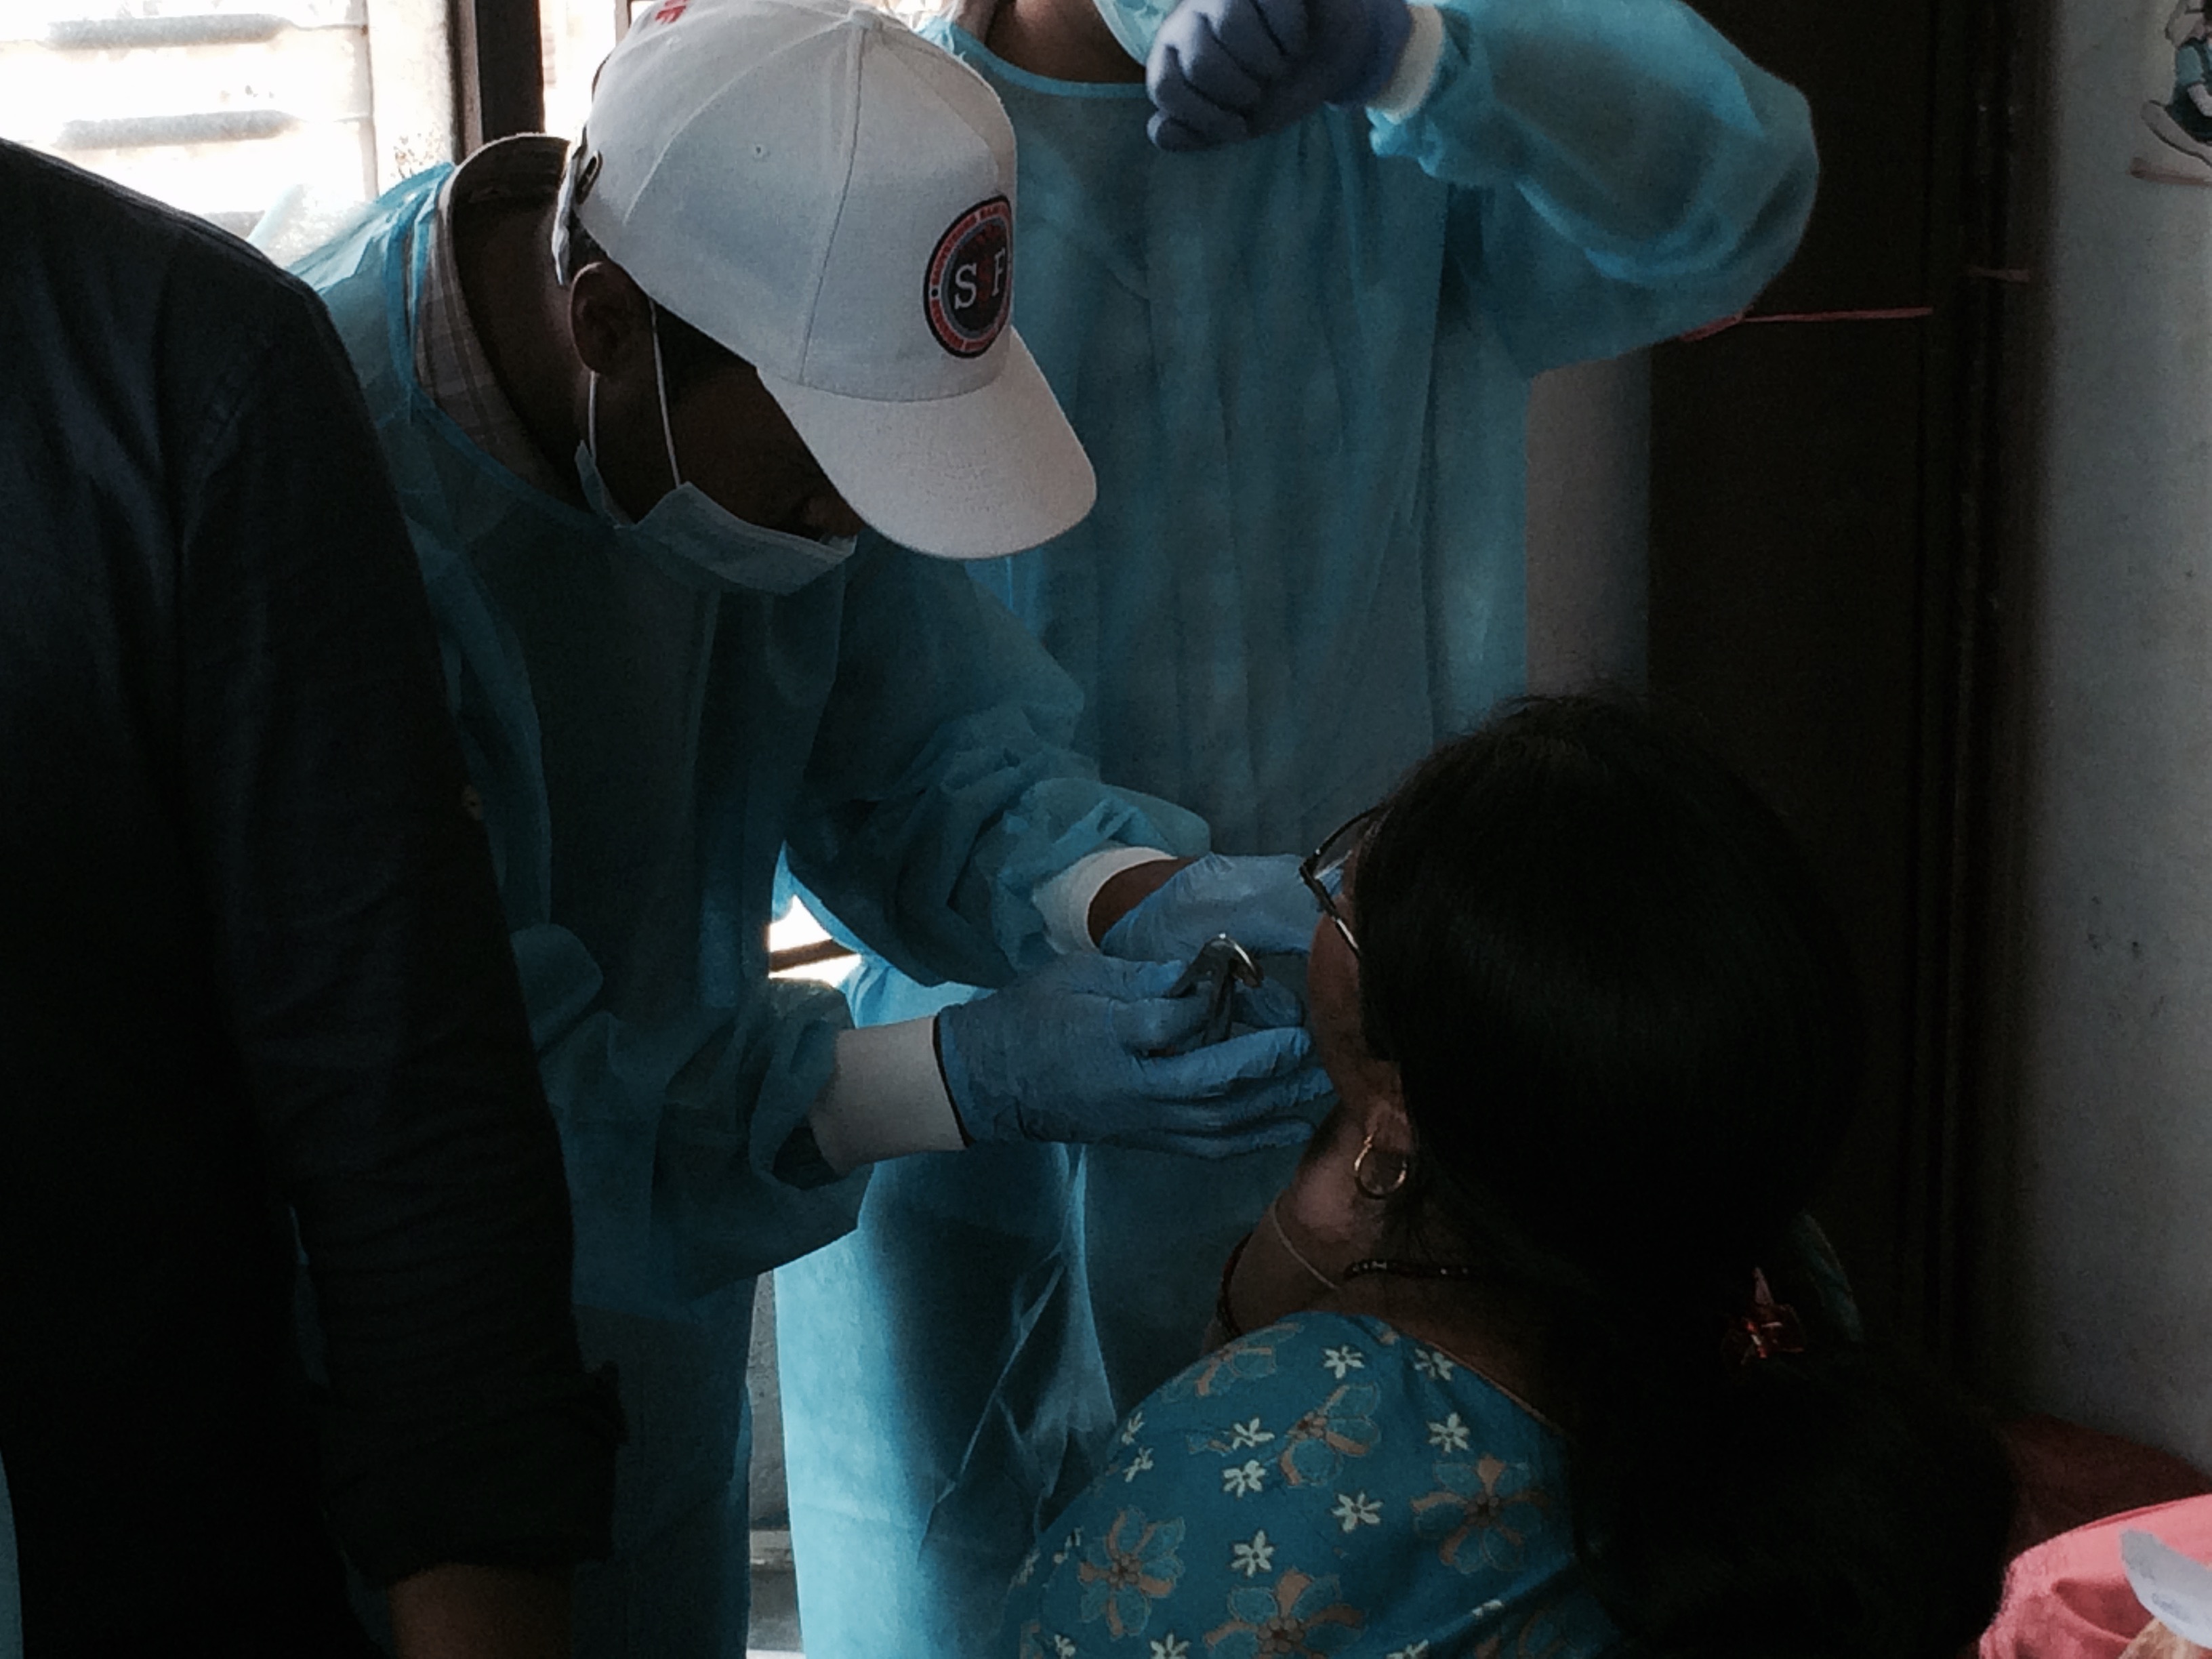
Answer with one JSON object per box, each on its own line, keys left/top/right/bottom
{"left": 1001, "top": 1313, "right": 1622, "bottom": 1658}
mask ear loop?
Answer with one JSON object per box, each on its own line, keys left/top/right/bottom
{"left": 648, "top": 300, "right": 683, "bottom": 491}
{"left": 584, "top": 303, "right": 681, "bottom": 493}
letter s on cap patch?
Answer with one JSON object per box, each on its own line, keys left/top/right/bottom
{"left": 924, "top": 197, "right": 1012, "bottom": 359}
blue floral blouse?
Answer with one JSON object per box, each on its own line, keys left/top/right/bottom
{"left": 1001, "top": 1313, "right": 1622, "bottom": 1658}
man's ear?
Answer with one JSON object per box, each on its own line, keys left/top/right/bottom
{"left": 567, "top": 261, "right": 655, "bottom": 378}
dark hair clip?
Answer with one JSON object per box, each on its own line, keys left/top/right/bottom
{"left": 1723, "top": 1267, "right": 1807, "bottom": 1366}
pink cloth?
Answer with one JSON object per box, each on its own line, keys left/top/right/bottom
{"left": 1982, "top": 1494, "right": 2212, "bottom": 1658}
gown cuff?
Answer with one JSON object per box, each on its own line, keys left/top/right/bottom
{"left": 1370, "top": 2, "right": 1446, "bottom": 121}
{"left": 1033, "top": 843, "right": 1178, "bottom": 953}
{"left": 808, "top": 1018, "right": 966, "bottom": 1172}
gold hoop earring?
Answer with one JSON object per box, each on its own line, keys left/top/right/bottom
{"left": 1352, "top": 1132, "right": 1410, "bottom": 1201}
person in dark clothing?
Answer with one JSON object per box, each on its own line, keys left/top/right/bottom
{"left": 0, "top": 138, "right": 621, "bottom": 1656}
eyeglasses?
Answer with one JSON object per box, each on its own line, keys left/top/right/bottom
{"left": 1300, "top": 805, "right": 1382, "bottom": 957}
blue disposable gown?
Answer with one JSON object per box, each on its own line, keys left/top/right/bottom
{"left": 774, "top": 1, "right": 1818, "bottom": 1650}
{"left": 291, "top": 172, "right": 1209, "bottom": 1658}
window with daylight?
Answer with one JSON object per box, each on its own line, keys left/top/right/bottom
{"left": 0, "top": 0, "right": 644, "bottom": 255}
{"left": 0, "top": 0, "right": 451, "bottom": 251}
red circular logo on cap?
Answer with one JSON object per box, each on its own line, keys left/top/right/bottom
{"left": 924, "top": 197, "right": 1012, "bottom": 359}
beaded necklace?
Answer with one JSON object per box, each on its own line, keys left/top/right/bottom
{"left": 1341, "top": 1257, "right": 1483, "bottom": 1282}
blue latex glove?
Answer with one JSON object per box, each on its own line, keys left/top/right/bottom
{"left": 1145, "top": 0, "right": 1413, "bottom": 151}
{"left": 1100, "top": 852, "right": 1319, "bottom": 961}
{"left": 937, "top": 954, "right": 1328, "bottom": 1156}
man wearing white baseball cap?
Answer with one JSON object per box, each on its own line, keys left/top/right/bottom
{"left": 292, "top": 0, "right": 1327, "bottom": 1647}
{"left": 547, "top": 0, "right": 1097, "bottom": 561}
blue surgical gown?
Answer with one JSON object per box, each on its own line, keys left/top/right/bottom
{"left": 291, "top": 171, "right": 1208, "bottom": 1657}
{"left": 775, "top": 3, "right": 1818, "bottom": 1650}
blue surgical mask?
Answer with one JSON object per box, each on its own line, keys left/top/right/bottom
{"left": 574, "top": 306, "right": 858, "bottom": 597}
{"left": 1090, "top": 0, "right": 1179, "bottom": 66}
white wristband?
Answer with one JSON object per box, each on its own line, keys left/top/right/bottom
{"left": 1032, "top": 844, "right": 1179, "bottom": 954}
{"left": 808, "top": 1019, "right": 965, "bottom": 1173}
{"left": 1371, "top": 2, "right": 1446, "bottom": 121}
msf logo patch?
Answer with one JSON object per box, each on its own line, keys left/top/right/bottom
{"left": 924, "top": 197, "right": 1012, "bottom": 359}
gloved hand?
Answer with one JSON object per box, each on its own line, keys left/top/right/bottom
{"left": 1101, "top": 852, "right": 1319, "bottom": 961}
{"left": 937, "top": 953, "right": 1330, "bottom": 1157}
{"left": 1145, "top": 0, "right": 1413, "bottom": 151}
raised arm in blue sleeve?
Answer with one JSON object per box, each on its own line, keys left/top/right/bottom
{"left": 1376, "top": 0, "right": 1818, "bottom": 373}
{"left": 783, "top": 539, "right": 1210, "bottom": 989}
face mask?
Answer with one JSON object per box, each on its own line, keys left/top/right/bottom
{"left": 574, "top": 306, "right": 858, "bottom": 597}
{"left": 1090, "top": 0, "right": 1179, "bottom": 66}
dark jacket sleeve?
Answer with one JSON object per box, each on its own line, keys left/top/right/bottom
{"left": 171, "top": 266, "right": 620, "bottom": 1584}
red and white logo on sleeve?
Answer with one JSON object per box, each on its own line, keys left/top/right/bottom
{"left": 923, "top": 197, "right": 1012, "bottom": 359}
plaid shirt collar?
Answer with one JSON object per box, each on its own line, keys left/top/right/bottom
{"left": 411, "top": 136, "right": 575, "bottom": 501}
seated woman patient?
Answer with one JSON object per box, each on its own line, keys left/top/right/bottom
{"left": 1003, "top": 696, "right": 2013, "bottom": 1659}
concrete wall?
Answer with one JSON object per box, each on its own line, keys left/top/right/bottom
{"left": 1525, "top": 352, "right": 1652, "bottom": 695}
{"left": 1994, "top": 0, "right": 2212, "bottom": 1471}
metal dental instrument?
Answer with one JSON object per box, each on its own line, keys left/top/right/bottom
{"left": 1164, "top": 934, "right": 1265, "bottom": 1050}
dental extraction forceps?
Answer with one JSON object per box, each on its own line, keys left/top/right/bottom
{"left": 1164, "top": 934, "right": 1265, "bottom": 1050}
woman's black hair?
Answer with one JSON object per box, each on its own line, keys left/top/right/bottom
{"left": 1351, "top": 695, "right": 2013, "bottom": 1659}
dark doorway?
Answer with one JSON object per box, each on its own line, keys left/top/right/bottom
{"left": 1647, "top": 0, "right": 2021, "bottom": 1364}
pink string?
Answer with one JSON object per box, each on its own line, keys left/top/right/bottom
{"left": 1678, "top": 304, "right": 1936, "bottom": 344}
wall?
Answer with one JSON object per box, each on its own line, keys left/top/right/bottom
{"left": 1994, "top": 0, "right": 2212, "bottom": 1471}
{"left": 1525, "top": 352, "right": 1652, "bottom": 695}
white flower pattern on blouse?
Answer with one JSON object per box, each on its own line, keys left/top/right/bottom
{"left": 1412, "top": 1345, "right": 1458, "bottom": 1381}
{"left": 1222, "top": 1459, "right": 1267, "bottom": 1497}
{"left": 1320, "top": 1345, "right": 1367, "bottom": 1379}
{"left": 1427, "top": 1412, "right": 1471, "bottom": 1452}
{"left": 1331, "top": 1491, "right": 1384, "bottom": 1532}
{"left": 1229, "top": 1530, "right": 1276, "bottom": 1578}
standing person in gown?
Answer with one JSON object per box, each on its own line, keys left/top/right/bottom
{"left": 293, "top": 0, "right": 1328, "bottom": 1647}
{"left": 773, "top": 0, "right": 1824, "bottom": 1643}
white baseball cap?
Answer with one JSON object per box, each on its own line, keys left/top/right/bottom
{"left": 558, "top": 0, "right": 1095, "bottom": 559}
